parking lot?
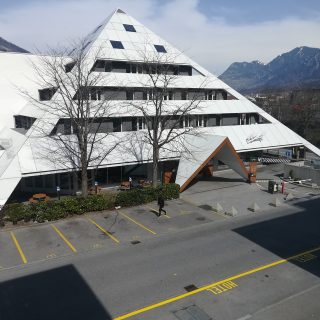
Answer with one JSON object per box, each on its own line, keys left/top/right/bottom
{"left": 1, "top": 164, "right": 319, "bottom": 272}
{"left": 0, "top": 199, "right": 224, "bottom": 270}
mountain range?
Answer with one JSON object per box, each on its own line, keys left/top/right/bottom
{"left": 0, "top": 37, "right": 29, "bottom": 53}
{"left": 219, "top": 46, "right": 320, "bottom": 93}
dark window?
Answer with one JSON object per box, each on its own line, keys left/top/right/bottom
{"left": 123, "top": 24, "right": 136, "bottom": 32}
{"left": 92, "top": 60, "right": 105, "bottom": 72}
{"left": 122, "top": 118, "right": 133, "bottom": 131}
{"left": 39, "top": 88, "right": 57, "bottom": 101}
{"left": 221, "top": 115, "right": 239, "bottom": 126}
{"left": 113, "top": 118, "right": 121, "bottom": 132}
{"left": 14, "top": 116, "right": 36, "bottom": 130}
{"left": 50, "top": 119, "right": 72, "bottom": 135}
{"left": 65, "top": 62, "right": 76, "bottom": 73}
{"left": 207, "top": 115, "right": 218, "bottom": 127}
{"left": 154, "top": 45, "right": 167, "bottom": 53}
{"left": 179, "top": 65, "right": 192, "bottom": 76}
{"left": 110, "top": 40, "right": 124, "bottom": 49}
{"left": 111, "top": 61, "right": 127, "bottom": 72}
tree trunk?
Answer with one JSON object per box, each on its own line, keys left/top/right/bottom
{"left": 152, "top": 144, "right": 159, "bottom": 188}
{"left": 81, "top": 167, "right": 88, "bottom": 197}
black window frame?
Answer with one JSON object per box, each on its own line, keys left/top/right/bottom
{"left": 123, "top": 24, "right": 136, "bottom": 32}
{"left": 110, "top": 40, "right": 124, "bottom": 49}
{"left": 154, "top": 45, "right": 167, "bottom": 53}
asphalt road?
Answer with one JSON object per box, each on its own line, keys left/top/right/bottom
{"left": 0, "top": 195, "right": 320, "bottom": 320}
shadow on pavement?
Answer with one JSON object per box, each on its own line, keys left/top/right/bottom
{"left": 233, "top": 197, "right": 320, "bottom": 277}
{"left": 0, "top": 265, "right": 112, "bottom": 320}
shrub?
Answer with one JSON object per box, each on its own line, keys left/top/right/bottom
{"left": 3, "top": 203, "right": 28, "bottom": 224}
{"left": 1, "top": 184, "right": 179, "bottom": 226}
{"left": 115, "top": 183, "right": 180, "bottom": 207}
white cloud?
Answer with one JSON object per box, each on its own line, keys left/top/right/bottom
{"left": 1, "top": 0, "right": 320, "bottom": 74}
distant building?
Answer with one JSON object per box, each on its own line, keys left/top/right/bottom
{"left": 1, "top": 8, "right": 320, "bottom": 204}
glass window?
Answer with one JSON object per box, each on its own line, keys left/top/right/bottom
{"left": 122, "top": 118, "right": 133, "bottom": 131}
{"left": 207, "top": 115, "right": 218, "bottom": 127}
{"left": 110, "top": 40, "right": 124, "bottom": 49}
{"left": 111, "top": 61, "right": 127, "bottom": 72}
{"left": 92, "top": 60, "right": 105, "bottom": 72}
{"left": 113, "top": 118, "right": 121, "bottom": 132}
{"left": 221, "top": 115, "right": 239, "bottom": 126}
{"left": 134, "top": 91, "right": 147, "bottom": 100}
{"left": 123, "top": 24, "right": 136, "bottom": 32}
{"left": 154, "top": 45, "right": 167, "bottom": 53}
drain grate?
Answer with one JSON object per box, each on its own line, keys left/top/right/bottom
{"left": 196, "top": 217, "right": 206, "bottom": 221}
{"left": 173, "top": 304, "right": 211, "bottom": 320}
{"left": 131, "top": 240, "right": 141, "bottom": 245}
{"left": 184, "top": 284, "right": 198, "bottom": 292}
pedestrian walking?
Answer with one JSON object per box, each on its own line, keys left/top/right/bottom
{"left": 157, "top": 194, "right": 166, "bottom": 217}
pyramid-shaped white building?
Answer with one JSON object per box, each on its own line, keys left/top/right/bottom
{"left": 0, "top": 8, "right": 319, "bottom": 205}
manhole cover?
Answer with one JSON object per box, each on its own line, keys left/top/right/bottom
{"left": 173, "top": 304, "right": 211, "bottom": 320}
{"left": 198, "top": 204, "right": 212, "bottom": 211}
{"left": 131, "top": 240, "right": 141, "bottom": 245}
{"left": 184, "top": 284, "right": 198, "bottom": 292}
{"left": 196, "top": 217, "right": 206, "bottom": 221}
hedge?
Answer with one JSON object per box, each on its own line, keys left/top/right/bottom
{"left": 0, "top": 183, "right": 179, "bottom": 225}
{"left": 115, "top": 183, "right": 180, "bottom": 207}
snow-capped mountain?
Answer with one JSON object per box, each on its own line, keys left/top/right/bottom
{"left": 220, "top": 46, "right": 320, "bottom": 92}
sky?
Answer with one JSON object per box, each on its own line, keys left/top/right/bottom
{"left": 1, "top": 0, "right": 320, "bottom": 75}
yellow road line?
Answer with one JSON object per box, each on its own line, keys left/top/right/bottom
{"left": 87, "top": 217, "right": 120, "bottom": 244}
{"left": 145, "top": 205, "right": 171, "bottom": 219}
{"left": 10, "top": 231, "right": 27, "bottom": 264}
{"left": 117, "top": 210, "right": 157, "bottom": 235}
{"left": 51, "top": 224, "right": 77, "bottom": 253}
{"left": 113, "top": 245, "right": 320, "bottom": 320}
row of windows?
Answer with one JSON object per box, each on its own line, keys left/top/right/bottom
{"left": 50, "top": 113, "right": 268, "bottom": 136}
{"left": 91, "top": 60, "right": 201, "bottom": 76}
{"left": 75, "top": 87, "right": 234, "bottom": 101}
{"left": 39, "top": 86, "right": 234, "bottom": 102}
{"left": 109, "top": 40, "right": 166, "bottom": 53}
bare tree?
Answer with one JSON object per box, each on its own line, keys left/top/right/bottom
{"left": 22, "top": 41, "right": 122, "bottom": 196}
{"left": 125, "top": 51, "right": 206, "bottom": 187}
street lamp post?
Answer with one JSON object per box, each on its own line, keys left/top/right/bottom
{"left": 56, "top": 186, "right": 61, "bottom": 200}
{"left": 94, "top": 181, "right": 98, "bottom": 194}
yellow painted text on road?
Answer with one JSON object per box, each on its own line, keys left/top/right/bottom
{"left": 207, "top": 281, "right": 237, "bottom": 295}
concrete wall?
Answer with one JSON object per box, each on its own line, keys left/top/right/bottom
{"left": 284, "top": 162, "right": 320, "bottom": 185}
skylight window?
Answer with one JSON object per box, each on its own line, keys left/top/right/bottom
{"left": 123, "top": 24, "right": 136, "bottom": 32}
{"left": 110, "top": 40, "right": 124, "bottom": 49}
{"left": 154, "top": 45, "right": 167, "bottom": 53}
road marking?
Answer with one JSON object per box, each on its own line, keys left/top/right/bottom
{"left": 46, "top": 253, "right": 57, "bottom": 259}
{"left": 207, "top": 281, "right": 238, "bottom": 295}
{"left": 145, "top": 205, "right": 171, "bottom": 219}
{"left": 87, "top": 217, "right": 120, "bottom": 244}
{"left": 10, "top": 231, "right": 27, "bottom": 264}
{"left": 113, "top": 245, "right": 320, "bottom": 320}
{"left": 117, "top": 210, "right": 157, "bottom": 235}
{"left": 51, "top": 224, "right": 77, "bottom": 253}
